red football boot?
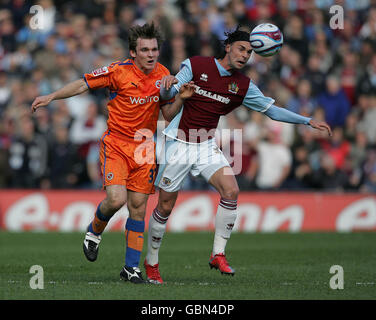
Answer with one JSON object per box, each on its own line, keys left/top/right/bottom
{"left": 144, "top": 259, "right": 163, "bottom": 284}
{"left": 209, "top": 253, "right": 235, "bottom": 276}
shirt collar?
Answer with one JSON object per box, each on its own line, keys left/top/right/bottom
{"left": 214, "top": 58, "right": 232, "bottom": 77}
{"left": 131, "top": 59, "right": 158, "bottom": 78}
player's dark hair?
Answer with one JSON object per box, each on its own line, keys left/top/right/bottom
{"left": 216, "top": 25, "right": 252, "bottom": 59}
{"left": 223, "top": 25, "right": 252, "bottom": 46}
{"left": 128, "top": 22, "right": 163, "bottom": 53}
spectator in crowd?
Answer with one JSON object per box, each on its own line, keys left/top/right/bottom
{"left": 303, "top": 54, "right": 326, "bottom": 96}
{"left": 285, "top": 143, "right": 314, "bottom": 190}
{"left": 357, "top": 53, "right": 376, "bottom": 95}
{"left": 358, "top": 93, "right": 376, "bottom": 145}
{"left": 335, "top": 19, "right": 362, "bottom": 53}
{"left": 311, "top": 153, "right": 349, "bottom": 191}
{"left": 335, "top": 50, "right": 361, "bottom": 105}
{"left": 239, "top": 111, "right": 264, "bottom": 190}
{"left": 310, "top": 31, "right": 334, "bottom": 74}
{"left": 317, "top": 75, "right": 351, "bottom": 127}
{"left": 0, "top": 9, "right": 17, "bottom": 53}
{"left": 255, "top": 125, "right": 292, "bottom": 190}
{"left": 305, "top": 8, "right": 334, "bottom": 43}
{"left": 68, "top": 101, "right": 106, "bottom": 186}
{"left": 279, "top": 49, "right": 304, "bottom": 93}
{"left": 287, "top": 78, "right": 316, "bottom": 116}
{"left": 33, "top": 106, "right": 51, "bottom": 136}
{"left": 359, "top": 6, "right": 376, "bottom": 40}
{"left": 358, "top": 38, "right": 374, "bottom": 72}
{"left": 197, "top": 16, "right": 223, "bottom": 57}
{"left": 31, "top": 68, "right": 52, "bottom": 96}
{"left": 246, "top": 0, "right": 277, "bottom": 25}
{"left": 361, "top": 148, "right": 376, "bottom": 192}
{"left": 51, "top": 100, "right": 74, "bottom": 130}
{"left": 0, "top": 71, "right": 11, "bottom": 116}
{"left": 69, "top": 101, "right": 107, "bottom": 159}
{"left": 33, "top": 35, "right": 59, "bottom": 78}
{"left": 74, "top": 34, "right": 100, "bottom": 75}
{"left": 345, "top": 129, "right": 369, "bottom": 190}
{"left": 283, "top": 14, "right": 309, "bottom": 63}
{"left": 0, "top": 114, "right": 13, "bottom": 187}
{"left": 86, "top": 142, "right": 102, "bottom": 189}
{"left": 8, "top": 114, "right": 48, "bottom": 188}
{"left": 118, "top": 4, "right": 136, "bottom": 45}
{"left": 46, "top": 124, "right": 82, "bottom": 189}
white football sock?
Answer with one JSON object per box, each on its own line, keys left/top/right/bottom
{"left": 146, "top": 208, "right": 168, "bottom": 266}
{"left": 212, "top": 198, "right": 237, "bottom": 256}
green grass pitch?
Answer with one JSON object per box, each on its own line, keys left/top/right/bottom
{"left": 0, "top": 231, "right": 375, "bottom": 300}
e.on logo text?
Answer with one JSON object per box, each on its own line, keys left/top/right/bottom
{"left": 2, "top": 192, "right": 376, "bottom": 232}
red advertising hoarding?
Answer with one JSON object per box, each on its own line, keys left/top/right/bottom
{"left": 0, "top": 190, "right": 375, "bottom": 232}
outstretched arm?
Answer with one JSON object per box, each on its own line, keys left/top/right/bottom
{"left": 307, "top": 118, "right": 332, "bottom": 136}
{"left": 242, "top": 82, "right": 332, "bottom": 136}
{"left": 31, "top": 78, "right": 89, "bottom": 113}
{"left": 264, "top": 105, "right": 332, "bottom": 136}
{"left": 161, "top": 81, "right": 195, "bottom": 122}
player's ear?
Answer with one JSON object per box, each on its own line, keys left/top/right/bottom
{"left": 130, "top": 50, "right": 137, "bottom": 58}
{"left": 225, "top": 44, "right": 231, "bottom": 54}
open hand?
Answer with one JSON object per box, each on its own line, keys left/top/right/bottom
{"left": 161, "top": 75, "right": 178, "bottom": 90}
{"left": 308, "top": 119, "right": 332, "bottom": 136}
{"left": 31, "top": 94, "right": 53, "bottom": 113}
{"left": 179, "top": 81, "right": 195, "bottom": 100}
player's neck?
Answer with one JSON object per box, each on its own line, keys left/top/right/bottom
{"left": 133, "top": 60, "right": 154, "bottom": 75}
{"left": 217, "top": 56, "right": 235, "bottom": 73}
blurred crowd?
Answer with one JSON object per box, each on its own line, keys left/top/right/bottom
{"left": 1, "top": 0, "right": 376, "bottom": 193}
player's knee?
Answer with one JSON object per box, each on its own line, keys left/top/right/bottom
{"left": 221, "top": 185, "right": 239, "bottom": 200}
{"left": 158, "top": 200, "right": 174, "bottom": 217}
{"left": 107, "top": 196, "right": 127, "bottom": 212}
{"left": 104, "top": 186, "right": 127, "bottom": 212}
{"left": 128, "top": 202, "right": 146, "bottom": 218}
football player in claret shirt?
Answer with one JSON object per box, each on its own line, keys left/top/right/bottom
{"left": 31, "top": 23, "right": 194, "bottom": 284}
{"left": 143, "top": 25, "right": 332, "bottom": 284}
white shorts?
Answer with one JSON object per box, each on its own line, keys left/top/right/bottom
{"left": 155, "top": 137, "right": 230, "bottom": 192}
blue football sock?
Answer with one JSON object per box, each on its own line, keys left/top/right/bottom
{"left": 125, "top": 218, "right": 145, "bottom": 268}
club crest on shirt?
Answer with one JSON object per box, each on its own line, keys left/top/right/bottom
{"left": 92, "top": 66, "right": 108, "bottom": 77}
{"left": 228, "top": 81, "right": 239, "bottom": 94}
{"left": 200, "top": 73, "right": 208, "bottom": 81}
{"left": 155, "top": 79, "right": 161, "bottom": 88}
